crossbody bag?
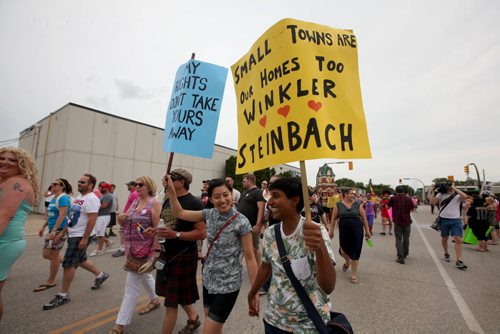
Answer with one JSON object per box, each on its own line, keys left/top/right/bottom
{"left": 274, "top": 223, "right": 353, "bottom": 334}
{"left": 430, "top": 193, "right": 457, "bottom": 231}
{"left": 201, "top": 212, "right": 239, "bottom": 267}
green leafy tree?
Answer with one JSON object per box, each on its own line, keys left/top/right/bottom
{"left": 335, "top": 178, "right": 357, "bottom": 188}
{"left": 225, "top": 155, "right": 276, "bottom": 192}
{"left": 371, "top": 183, "right": 395, "bottom": 195}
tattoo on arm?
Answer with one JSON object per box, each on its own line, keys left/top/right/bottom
{"left": 13, "top": 182, "right": 24, "bottom": 192}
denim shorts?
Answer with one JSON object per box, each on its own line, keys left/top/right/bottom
{"left": 439, "top": 218, "right": 463, "bottom": 238}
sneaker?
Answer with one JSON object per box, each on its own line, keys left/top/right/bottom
{"left": 389, "top": 232, "right": 393, "bottom": 235}
{"left": 112, "top": 249, "right": 125, "bottom": 257}
{"left": 396, "top": 257, "right": 405, "bottom": 264}
{"left": 444, "top": 253, "right": 450, "bottom": 262}
{"left": 91, "top": 272, "right": 109, "bottom": 290}
{"left": 43, "top": 294, "right": 70, "bottom": 310}
{"left": 456, "top": 260, "right": 468, "bottom": 270}
{"left": 105, "top": 240, "right": 115, "bottom": 250}
{"left": 89, "top": 250, "right": 104, "bottom": 257}
{"left": 109, "top": 231, "right": 117, "bottom": 237}
{"left": 380, "top": 232, "right": 386, "bottom": 236}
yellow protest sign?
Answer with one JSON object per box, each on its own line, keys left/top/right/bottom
{"left": 231, "top": 18, "right": 371, "bottom": 174}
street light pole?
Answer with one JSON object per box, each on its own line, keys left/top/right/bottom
{"left": 468, "top": 162, "right": 481, "bottom": 190}
{"left": 402, "top": 177, "right": 426, "bottom": 203}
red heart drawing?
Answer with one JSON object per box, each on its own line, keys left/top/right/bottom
{"left": 259, "top": 115, "right": 267, "bottom": 128}
{"left": 308, "top": 100, "right": 322, "bottom": 112}
{"left": 277, "top": 105, "right": 290, "bottom": 118}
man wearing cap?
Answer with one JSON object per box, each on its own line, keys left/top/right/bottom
{"left": 89, "top": 183, "right": 114, "bottom": 256}
{"left": 112, "top": 181, "right": 139, "bottom": 257}
{"left": 156, "top": 168, "right": 206, "bottom": 334}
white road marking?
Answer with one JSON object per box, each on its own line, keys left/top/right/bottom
{"left": 413, "top": 215, "right": 484, "bottom": 334}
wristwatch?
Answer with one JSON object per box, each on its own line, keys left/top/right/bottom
{"left": 175, "top": 232, "right": 181, "bottom": 240}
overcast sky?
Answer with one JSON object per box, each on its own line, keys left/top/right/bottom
{"left": 1, "top": 0, "right": 499, "bottom": 189}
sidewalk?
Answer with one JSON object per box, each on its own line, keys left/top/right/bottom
{"left": 25, "top": 213, "right": 46, "bottom": 236}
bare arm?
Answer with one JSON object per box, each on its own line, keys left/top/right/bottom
{"left": 165, "top": 175, "right": 203, "bottom": 222}
{"left": 329, "top": 205, "right": 339, "bottom": 239}
{"left": 248, "top": 262, "right": 271, "bottom": 317}
{"left": 0, "top": 179, "right": 31, "bottom": 236}
{"left": 303, "top": 221, "right": 336, "bottom": 294}
{"left": 80, "top": 212, "right": 97, "bottom": 250}
{"left": 242, "top": 232, "right": 258, "bottom": 284}
{"left": 253, "top": 201, "right": 266, "bottom": 234}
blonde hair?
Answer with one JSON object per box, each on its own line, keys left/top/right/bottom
{"left": 136, "top": 176, "right": 157, "bottom": 197}
{"left": 0, "top": 147, "right": 40, "bottom": 201}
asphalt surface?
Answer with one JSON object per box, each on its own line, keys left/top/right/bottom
{"left": 1, "top": 206, "right": 499, "bottom": 333}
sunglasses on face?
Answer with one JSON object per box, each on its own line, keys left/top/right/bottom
{"left": 51, "top": 182, "right": 62, "bottom": 187}
{"left": 136, "top": 183, "right": 145, "bottom": 188}
{"left": 78, "top": 180, "right": 87, "bottom": 184}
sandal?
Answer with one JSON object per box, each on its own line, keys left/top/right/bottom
{"left": 138, "top": 299, "right": 160, "bottom": 315}
{"left": 178, "top": 315, "right": 201, "bottom": 334}
{"left": 342, "top": 262, "right": 350, "bottom": 272}
{"left": 108, "top": 326, "right": 123, "bottom": 334}
{"left": 33, "top": 283, "right": 56, "bottom": 292}
{"left": 350, "top": 276, "right": 358, "bottom": 284}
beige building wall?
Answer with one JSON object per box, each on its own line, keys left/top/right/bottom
{"left": 19, "top": 103, "right": 299, "bottom": 213}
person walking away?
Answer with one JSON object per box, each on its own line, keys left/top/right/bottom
{"left": 466, "top": 195, "right": 490, "bottom": 252}
{"left": 238, "top": 174, "right": 266, "bottom": 266}
{"left": 0, "top": 147, "right": 38, "bottom": 321}
{"left": 164, "top": 177, "right": 258, "bottom": 334}
{"left": 108, "top": 176, "right": 162, "bottom": 334}
{"left": 43, "top": 173, "right": 110, "bottom": 310}
{"left": 330, "top": 188, "right": 371, "bottom": 283}
{"left": 248, "top": 177, "right": 336, "bottom": 333}
{"left": 430, "top": 182, "right": 468, "bottom": 270}
{"left": 113, "top": 181, "right": 139, "bottom": 257}
{"left": 34, "top": 178, "right": 72, "bottom": 292}
{"left": 155, "top": 169, "right": 205, "bottom": 334}
{"left": 388, "top": 186, "right": 415, "bottom": 264}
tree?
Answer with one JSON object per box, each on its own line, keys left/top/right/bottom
{"left": 371, "top": 183, "right": 395, "bottom": 195}
{"left": 335, "top": 178, "right": 357, "bottom": 188}
{"left": 225, "top": 155, "right": 276, "bottom": 192}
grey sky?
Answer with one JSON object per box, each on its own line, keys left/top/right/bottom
{"left": 1, "top": 0, "right": 499, "bottom": 188}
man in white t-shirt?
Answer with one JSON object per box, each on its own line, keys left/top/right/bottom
{"left": 43, "top": 174, "right": 110, "bottom": 310}
{"left": 430, "top": 182, "right": 468, "bottom": 270}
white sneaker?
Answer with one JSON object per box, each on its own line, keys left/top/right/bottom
{"left": 89, "top": 250, "right": 104, "bottom": 257}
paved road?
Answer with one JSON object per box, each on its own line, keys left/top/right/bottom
{"left": 1, "top": 207, "right": 499, "bottom": 333}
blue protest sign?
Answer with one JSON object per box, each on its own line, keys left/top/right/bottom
{"left": 163, "top": 59, "right": 228, "bottom": 158}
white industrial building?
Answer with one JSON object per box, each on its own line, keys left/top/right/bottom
{"left": 19, "top": 103, "right": 300, "bottom": 212}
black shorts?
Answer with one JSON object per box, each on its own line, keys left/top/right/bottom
{"left": 109, "top": 212, "right": 116, "bottom": 227}
{"left": 62, "top": 237, "right": 89, "bottom": 268}
{"left": 202, "top": 286, "right": 239, "bottom": 323}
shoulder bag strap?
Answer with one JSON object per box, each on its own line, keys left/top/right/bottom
{"left": 438, "top": 193, "right": 457, "bottom": 216}
{"left": 273, "top": 224, "right": 330, "bottom": 334}
{"left": 205, "top": 213, "right": 239, "bottom": 261}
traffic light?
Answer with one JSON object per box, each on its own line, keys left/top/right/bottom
{"left": 348, "top": 161, "right": 353, "bottom": 170}
{"left": 464, "top": 165, "right": 469, "bottom": 174}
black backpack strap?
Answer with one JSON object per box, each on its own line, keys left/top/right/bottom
{"left": 273, "top": 223, "right": 330, "bottom": 334}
